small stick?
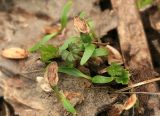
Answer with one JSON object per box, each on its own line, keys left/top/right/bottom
{"left": 111, "top": 91, "right": 160, "bottom": 96}
{"left": 92, "top": 42, "right": 109, "bottom": 46}
{"left": 21, "top": 69, "right": 44, "bottom": 74}
{"left": 115, "top": 77, "right": 160, "bottom": 92}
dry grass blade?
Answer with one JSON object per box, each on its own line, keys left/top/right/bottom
{"left": 115, "top": 77, "right": 160, "bottom": 92}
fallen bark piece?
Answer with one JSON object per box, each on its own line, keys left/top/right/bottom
{"left": 111, "top": 0, "right": 160, "bottom": 115}
{"left": 2, "top": 47, "right": 28, "bottom": 59}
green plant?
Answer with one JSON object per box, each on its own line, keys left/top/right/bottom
{"left": 60, "top": 0, "right": 73, "bottom": 30}
{"left": 29, "top": 1, "right": 131, "bottom": 114}
{"left": 29, "top": 0, "right": 73, "bottom": 53}
{"left": 137, "top": 0, "right": 153, "bottom": 9}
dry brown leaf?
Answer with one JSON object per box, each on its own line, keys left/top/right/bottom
{"left": 2, "top": 47, "right": 28, "bottom": 59}
{"left": 44, "top": 24, "right": 61, "bottom": 34}
{"left": 74, "top": 16, "right": 89, "bottom": 33}
{"left": 106, "top": 45, "right": 123, "bottom": 65}
{"left": 64, "top": 91, "right": 84, "bottom": 106}
{"left": 124, "top": 94, "right": 137, "bottom": 110}
{"left": 64, "top": 92, "right": 81, "bottom": 100}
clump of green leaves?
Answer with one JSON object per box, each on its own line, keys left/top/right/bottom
{"left": 107, "top": 63, "right": 130, "bottom": 84}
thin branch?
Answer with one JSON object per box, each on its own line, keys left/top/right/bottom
{"left": 21, "top": 69, "right": 44, "bottom": 74}
{"left": 92, "top": 42, "right": 109, "bottom": 46}
{"left": 115, "top": 77, "right": 160, "bottom": 92}
{"left": 111, "top": 91, "right": 160, "bottom": 96}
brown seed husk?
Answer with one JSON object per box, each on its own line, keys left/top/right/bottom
{"left": 46, "top": 62, "right": 59, "bottom": 87}
{"left": 2, "top": 47, "right": 28, "bottom": 59}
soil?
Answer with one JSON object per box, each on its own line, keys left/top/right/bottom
{"left": 0, "top": 0, "right": 160, "bottom": 116}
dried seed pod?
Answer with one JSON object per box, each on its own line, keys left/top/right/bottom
{"left": 124, "top": 94, "right": 137, "bottom": 110}
{"left": 74, "top": 16, "right": 89, "bottom": 33}
{"left": 46, "top": 62, "right": 59, "bottom": 87}
{"left": 36, "top": 62, "right": 59, "bottom": 92}
{"left": 2, "top": 47, "right": 28, "bottom": 59}
{"left": 106, "top": 45, "right": 123, "bottom": 65}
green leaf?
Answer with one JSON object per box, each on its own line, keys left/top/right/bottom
{"left": 137, "top": 0, "right": 153, "bottom": 9}
{"left": 80, "top": 44, "right": 95, "bottom": 65}
{"left": 58, "top": 67, "right": 91, "bottom": 80}
{"left": 79, "top": 11, "right": 86, "bottom": 19}
{"left": 39, "top": 44, "right": 59, "bottom": 62}
{"left": 59, "top": 37, "right": 78, "bottom": 54}
{"left": 68, "top": 43, "right": 82, "bottom": 54}
{"left": 92, "top": 48, "right": 108, "bottom": 57}
{"left": 92, "top": 76, "right": 114, "bottom": 83}
{"left": 87, "top": 18, "right": 94, "bottom": 30}
{"left": 80, "top": 33, "right": 92, "bottom": 43}
{"left": 61, "top": 50, "right": 75, "bottom": 63}
{"left": 59, "top": 91, "right": 77, "bottom": 114}
{"left": 115, "top": 70, "right": 130, "bottom": 85}
{"left": 29, "top": 32, "right": 58, "bottom": 52}
{"left": 107, "top": 63, "right": 123, "bottom": 77}
{"left": 60, "top": 0, "right": 73, "bottom": 30}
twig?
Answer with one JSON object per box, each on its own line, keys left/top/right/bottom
{"left": 92, "top": 42, "right": 109, "bottom": 46}
{"left": 21, "top": 69, "right": 44, "bottom": 74}
{"left": 115, "top": 77, "right": 160, "bottom": 92}
{"left": 111, "top": 91, "right": 160, "bottom": 96}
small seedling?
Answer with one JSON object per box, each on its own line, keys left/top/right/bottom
{"left": 29, "top": 0, "right": 131, "bottom": 114}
